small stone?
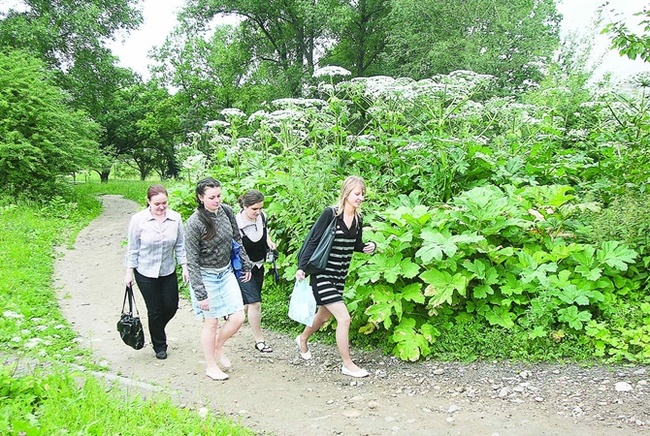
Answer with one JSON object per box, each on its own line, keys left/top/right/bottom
{"left": 498, "top": 387, "right": 509, "bottom": 398}
{"left": 633, "top": 368, "right": 646, "bottom": 376}
{"left": 446, "top": 417, "right": 455, "bottom": 423}
{"left": 448, "top": 404, "right": 460, "bottom": 413}
{"left": 637, "top": 380, "right": 648, "bottom": 386}
{"left": 433, "top": 368, "right": 445, "bottom": 375}
{"left": 197, "top": 407, "right": 209, "bottom": 419}
{"left": 367, "top": 401, "right": 379, "bottom": 409}
{"left": 534, "top": 397, "right": 543, "bottom": 402}
{"left": 342, "top": 409, "right": 361, "bottom": 418}
{"left": 615, "top": 382, "right": 633, "bottom": 392}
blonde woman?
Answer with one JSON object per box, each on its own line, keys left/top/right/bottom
{"left": 295, "top": 176, "right": 376, "bottom": 378}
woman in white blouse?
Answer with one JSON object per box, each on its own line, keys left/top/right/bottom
{"left": 124, "top": 184, "right": 189, "bottom": 360}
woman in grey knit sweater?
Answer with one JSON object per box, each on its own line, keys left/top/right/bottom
{"left": 185, "top": 177, "right": 253, "bottom": 381}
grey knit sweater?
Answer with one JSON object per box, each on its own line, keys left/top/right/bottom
{"left": 185, "top": 204, "right": 252, "bottom": 301}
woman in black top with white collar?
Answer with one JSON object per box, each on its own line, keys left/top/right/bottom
{"left": 236, "top": 189, "right": 277, "bottom": 353}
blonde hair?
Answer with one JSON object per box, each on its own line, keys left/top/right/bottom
{"left": 334, "top": 175, "right": 366, "bottom": 217}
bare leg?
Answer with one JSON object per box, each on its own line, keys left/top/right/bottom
{"left": 247, "top": 302, "right": 264, "bottom": 343}
{"left": 297, "top": 305, "right": 332, "bottom": 353}
{"left": 201, "top": 318, "right": 227, "bottom": 377}
{"left": 215, "top": 310, "right": 245, "bottom": 367}
{"left": 326, "top": 301, "right": 363, "bottom": 372}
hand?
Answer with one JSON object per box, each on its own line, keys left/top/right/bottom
{"left": 240, "top": 271, "right": 252, "bottom": 283}
{"left": 198, "top": 299, "right": 209, "bottom": 311}
{"left": 124, "top": 273, "right": 133, "bottom": 287}
{"left": 295, "top": 269, "right": 306, "bottom": 281}
{"left": 363, "top": 241, "right": 376, "bottom": 254}
{"left": 181, "top": 265, "right": 189, "bottom": 284}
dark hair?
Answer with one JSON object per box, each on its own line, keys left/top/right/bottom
{"left": 196, "top": 177, "right": 221, "bottom": 240}
{"left": 147, "top": 184, "right": 168, "bottom": 201}
{"left": 238, "top": 189, "right": 265, "bottom": 209}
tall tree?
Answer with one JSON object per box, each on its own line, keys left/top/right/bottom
{"left": 0, "top": 51, "right": 101, "bottom": 194}
{"left": 382, "top": 0, "right": 561, "bottom": 90}
{"left": 181, "top": 0, "right": 346, "bottom": 96}
{"left": 321, "top": 0, "right": 391, "bottom": 77}
{"left": 0, "top": 0, "right": 142, "bottom": 72}
{"left": 1, "top": 0, "right": 145, "bottom": 182}
{"left": 106, "top": 81, "right": 182, "bottom": 180}
{"left": 151, "top": 24, "right": 261, "bottom": 132}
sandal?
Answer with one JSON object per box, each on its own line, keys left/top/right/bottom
{"left": 254, "top": 341, "right": 273, "bottom": 353}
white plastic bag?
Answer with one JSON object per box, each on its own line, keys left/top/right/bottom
{"left": 288, "top": 279, "right": 316, "bottom": 327}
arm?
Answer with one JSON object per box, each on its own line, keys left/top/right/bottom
{"left": 263, "top": 212, "right": 276, "bottom": 250}
{"left": 124, "top": 214, "right": 141, "bottom": 286}
{"left": 174, "top": 212, "right": 189, "bottom": 283}
{"left": 354, "top": 215, "right": 376, "bottom": 255}
{"left": 184, "top": 215, "right": 207, "bottom": 301}
{"left": 223, "top": 204, "right": 253, "bottom": 282}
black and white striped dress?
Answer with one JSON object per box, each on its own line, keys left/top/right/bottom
{"left": 310, "top": 215, "right": 359, "bottom": 306}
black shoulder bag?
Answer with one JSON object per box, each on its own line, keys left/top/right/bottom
{"left": 297, "top": 207, "right": 337, "bottom": 275}
{"left": 117, "top": 285, "right": 145, "bottom": 350}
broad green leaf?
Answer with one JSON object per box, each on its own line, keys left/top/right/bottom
{"left": 421, "top": 268, "right": 468, "bottom": 307}
{"left": 400, "top": 282, "right": 425, "bottom": 304}
{"left": 528, "top": 326, "right": 547, "bottom": 339}
{"left": 420, "top": 323, "right": 440, "bottom": 343}
{"left": 472, "top": 284, "right": 493, "bottom": 299}
{"left": 597, "top": 241, "right": 637, "bottom": 271}
{"left": 485, "top": 306, "right": 515, "bottom": 328}
{"left": 558, "top": 305, "right": 592, "bottom": 330}
{"left": 575, "top": 265, "right": 602, "bottom": 281}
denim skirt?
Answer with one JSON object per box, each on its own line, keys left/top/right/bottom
{"left": 190, "top": 266, "right": 244, "bottom": 320}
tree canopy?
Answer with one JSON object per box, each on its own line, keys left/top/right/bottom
{"left": 0, "top": 51, "right": 101, "bottom": 194}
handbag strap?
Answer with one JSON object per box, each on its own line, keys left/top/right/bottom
{"left": 121, "top": 285, "right": 140, "bottom": 316}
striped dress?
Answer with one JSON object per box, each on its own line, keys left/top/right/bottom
{"left": 310, "top": 215, "right": 360, "bottom": 305}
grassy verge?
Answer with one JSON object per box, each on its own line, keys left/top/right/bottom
{"left": 0, "top": 180, "right": 252, "bottom": 435}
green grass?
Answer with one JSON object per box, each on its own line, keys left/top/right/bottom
{"left": 0, "top": 365, "right": 253, "bottom": 435}
{"left": 0, "top": 180, "right": 253, "bottom": 435}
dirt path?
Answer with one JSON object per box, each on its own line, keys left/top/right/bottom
{"left": 53, "top": 195, "right": 650, "bottom": 436}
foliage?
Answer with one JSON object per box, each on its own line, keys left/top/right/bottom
{"left": 0, "top": 0, "right": 142, "bottom": 72}
{"left": 370, "top": 0, "right": 561, "bottom": 92}
{"left": 0, "top": 51, "right": 102, "bottom": 196}
{"left": 164, "top": 67, "right": 650, "bottom": 364}
{"left": 603, "top": 8, "right": 650, "bottom": 62}
{"left": 345, "top": 185, "right": 643, "bottom": 361}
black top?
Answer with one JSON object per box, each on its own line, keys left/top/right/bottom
{"left": 297, "top": 206, "right": 366, "bottom": 271}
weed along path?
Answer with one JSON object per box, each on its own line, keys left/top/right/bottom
{"left": 53, "top": 195, "right": 649, "bottom": 436}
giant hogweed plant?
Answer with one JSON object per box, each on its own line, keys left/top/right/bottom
{"left": 345, "top": 184, "right": 643, "bottom": 362}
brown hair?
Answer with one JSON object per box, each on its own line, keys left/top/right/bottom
{"left": 146, "top": 184, "right": 168, "bottom": 202}
{"left": 238, "top": 189, "right": 265, "bottom": 209}
{"left": 195, "top": 177, "right": 221, "bottom": 240}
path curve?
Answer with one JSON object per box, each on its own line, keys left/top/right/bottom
{"left": 53, "top": 195, "right": 648, "bottom": 436}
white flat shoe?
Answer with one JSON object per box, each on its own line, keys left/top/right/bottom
{"left": 206, "top": 370, "right": 229, "bottom": 381}
{"left": 295, "top": 335, "right": 312, "bottom": 360}
{"left": 341, "top": 365, "right": 369, "bottom": 378}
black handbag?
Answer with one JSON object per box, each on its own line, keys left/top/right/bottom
{"left": 117, "top": 285, "right": 145, "bottom": 350}
{"left": 297, "top": 208, "right": 337, "bottom": 275}
{"left": 306, "top": 218, "right": 336, "bottom": 274}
